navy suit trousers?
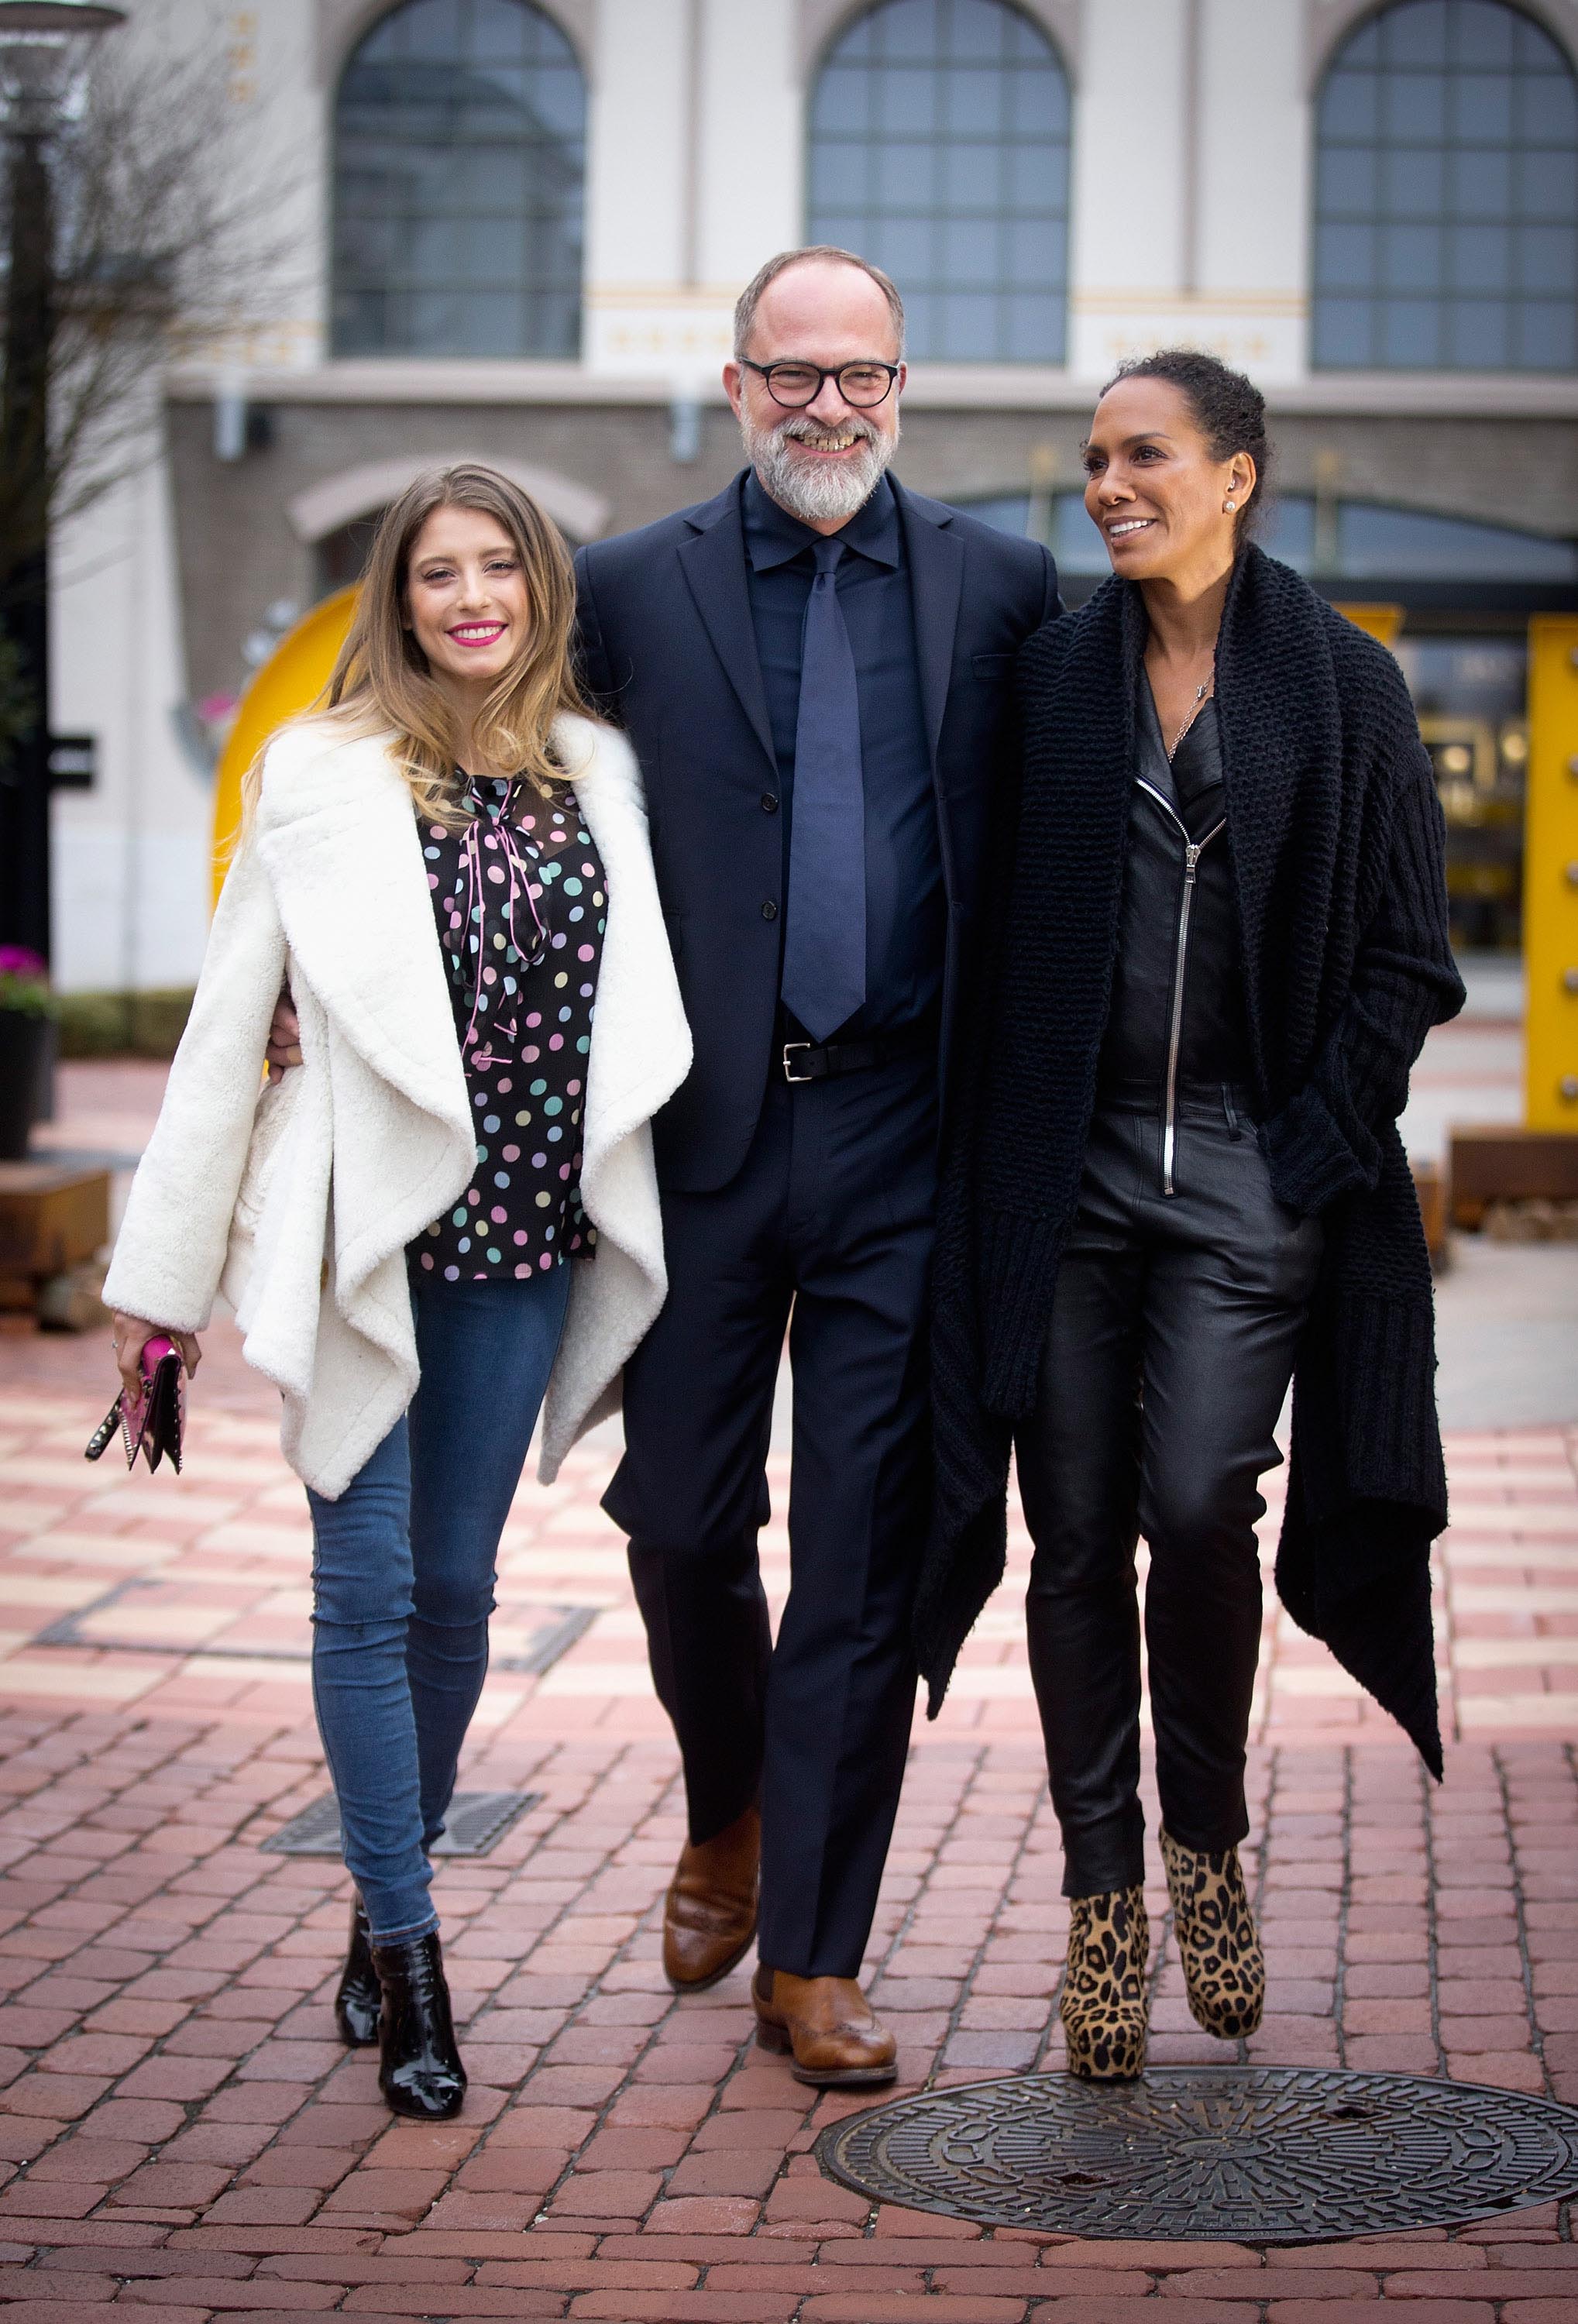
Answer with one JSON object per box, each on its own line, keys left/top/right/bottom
{"left": 604, "top": 1050, "right": 937, "bottom": 1980}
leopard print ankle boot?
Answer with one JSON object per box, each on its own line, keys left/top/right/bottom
{"left": 1059, "top": 1883, "right": 1149, "bottom": 2080}
{"left": 1160, "top": 1827, "right": 1265, "bottom": 2040}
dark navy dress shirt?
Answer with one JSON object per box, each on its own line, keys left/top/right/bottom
{"left": 741, "top": 469, "right": 943, "bottom": 1038}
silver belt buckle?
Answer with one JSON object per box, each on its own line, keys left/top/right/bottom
{"left": 782, "top": 1041, "right": 815, "bottom": 1085}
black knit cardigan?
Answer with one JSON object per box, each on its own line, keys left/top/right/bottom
{"left": 918, "top": 545, "right": 1465, "bottom": 1776}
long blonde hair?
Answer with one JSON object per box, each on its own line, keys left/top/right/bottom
{"left": 246, "top": 463, "right": 590, "bottom": 827}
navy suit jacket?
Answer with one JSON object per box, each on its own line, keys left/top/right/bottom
{"left": 574, "top": 470, "right": 1060, "bottom": 1195}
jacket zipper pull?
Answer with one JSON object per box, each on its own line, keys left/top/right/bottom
{"left": 1161, "top": 841, "right": 1205, "bottom": 1199}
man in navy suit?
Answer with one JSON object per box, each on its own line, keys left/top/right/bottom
{"left": 576, "top": 246, "right": 1059, "bottom": 2085}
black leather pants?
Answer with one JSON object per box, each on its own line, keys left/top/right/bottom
{"left": 1016, "top": 1086, "right": 1323, "bottom": 1899}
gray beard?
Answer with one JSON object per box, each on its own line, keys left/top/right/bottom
{"left": 741, "top": 409, "right": 897, "bottom": 528}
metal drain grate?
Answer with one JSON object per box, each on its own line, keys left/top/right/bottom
{"left": 33, "top": 1579, "right": 595, "bottom": 1676}
{"left": 816, "top": 2067, "right": 1578, "bottom": 2243}
{"left": 263, "top": 1789, "right": 541, "bottom": 1858}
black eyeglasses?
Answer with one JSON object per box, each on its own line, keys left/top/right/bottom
{"left": 739, "top": 359, "right": 900, "bottom": 410}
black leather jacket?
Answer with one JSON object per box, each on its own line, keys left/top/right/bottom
{"left": 1097, "top": 676, "right": 1253, "bottom": 1160}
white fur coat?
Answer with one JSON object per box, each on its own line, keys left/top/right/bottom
{"left": 103, "top": 712, "right": 691, "bottom": 1498}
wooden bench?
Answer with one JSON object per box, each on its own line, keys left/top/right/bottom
{"left": 1447, "top": 1127, "right": 1578, "bottom": 1229}
{"left": 1411, "top": 1157, "right": 1449, "bottom": 1263}
{"left": 0, "top": 1163, "right": 111, "bottom": 1318}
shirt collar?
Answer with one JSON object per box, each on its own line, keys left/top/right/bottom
{"left": 741, "top": 466, "right": 901, "bottom": 573}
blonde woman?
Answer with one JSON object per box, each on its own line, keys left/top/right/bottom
{"left": 103, "top": 466, "right": 690, "bottom": 2119}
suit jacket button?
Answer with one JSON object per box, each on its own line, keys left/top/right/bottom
{"left": 761, "top": 899, "right": 779, "bottom": 920}
{"left": 761, "top": 792, "right": 779, "bottom": 813}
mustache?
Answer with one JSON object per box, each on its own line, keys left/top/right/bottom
{"left": 772, "top": 414, "right": 882, "bottom": 449}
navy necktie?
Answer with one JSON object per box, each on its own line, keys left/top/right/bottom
{"left": 780, "top": 536, "right": 867, "bottom": 1043}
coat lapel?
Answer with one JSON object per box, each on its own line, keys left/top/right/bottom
{"left": 552, "top": 712, "right": 692, "bottom": 1174}
{"left": 895, "top": 478, "right": 965, "bottom": 768}
{"left": 254, "top": 723, "right": 473, "bottom": 1141}
{"left": 990, "top": 579, "right": 1134, "bottom": 1147}
{"left": 1214, "top": 547, "right": 1346, "bottom": 1096}
{"left": 676, "top": 483, "right": 778, "bottom": 772}
{"left": 1035, "top": 574, "right": 1140, "bottom": 881}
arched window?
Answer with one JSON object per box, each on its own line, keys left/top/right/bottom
{"left": 807, "top": 0, "right": 1071, "bottom": 362}
{"left": 332, "top": 0, "right": 586, "bottom": 359}
{"left": 1312, "top": 0, "right": 1578, "bottom": 369}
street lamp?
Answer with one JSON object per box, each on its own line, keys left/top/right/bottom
{"left": 0, "top": 0, "right": 124, "bottom": 968}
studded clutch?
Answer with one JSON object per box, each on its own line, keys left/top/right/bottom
{"left": 84, "top": 1336, "right": 185, "bottom": 1475}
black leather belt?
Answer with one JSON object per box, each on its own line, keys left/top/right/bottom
{"left": 781, "top": 1029, "right": 933, "bottom": 1085}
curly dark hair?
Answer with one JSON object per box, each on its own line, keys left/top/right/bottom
{"left": 1101, "top": 347, "right": 1274, "bottom": 540}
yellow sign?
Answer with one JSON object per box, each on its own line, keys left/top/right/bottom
{"left": 1525, "top": 616, "right": 1578, "bottom": 1129}
{"left": 210, "top": 588, "right": 359, "bottom": 906}
{"left": 1334, "top": 602, "right": 1404, "bottom": 647}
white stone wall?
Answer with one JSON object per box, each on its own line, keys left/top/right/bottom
{"left": 236, "top": 0, "right": 329, "bottom": 372}
{"left": 50, "top": 421, "right": 210, "bottom": 995}
{"left": 583, "top": 0, "right": 801, "bottom": 385}
{"left": 1067, "top": 0, "right": 1312, "bottom": 383}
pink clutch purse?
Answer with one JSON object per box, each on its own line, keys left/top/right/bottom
{"left": 84, "top": 1336, "right": 186, "bottom": 1475}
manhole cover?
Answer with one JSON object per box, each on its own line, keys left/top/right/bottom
{"left": 816, "top": 2067, "right": 1578, "bottom": 2243}
{"left": 263, "top": 1789, "right": 541, "bottom": 1858}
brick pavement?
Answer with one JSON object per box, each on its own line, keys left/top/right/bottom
{"left": 0, "top": 1331, "right": 1573, "bottom": 2320}
{"left": 0, "top": 1061, "right": 1573, "bottom": 2319}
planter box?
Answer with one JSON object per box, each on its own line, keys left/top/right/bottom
{"left": 0, "top": 1009, "right": 51, "bottom": 1160}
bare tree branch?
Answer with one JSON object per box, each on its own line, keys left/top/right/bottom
{"left": 0, "top": 3, "right": 300, "bottom": 579}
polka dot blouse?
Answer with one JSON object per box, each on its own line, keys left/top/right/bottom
{"left": 414, "top": 773, "right": 606, "bottom": 1281}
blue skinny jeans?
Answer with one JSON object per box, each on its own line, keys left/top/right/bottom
{"left": 304, "top": 1264, "right": 571, "bottom": 1942}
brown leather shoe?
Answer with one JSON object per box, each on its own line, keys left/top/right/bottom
{"left": 662, "top": 1805, "right": 760, "bottom": 1991}
{"left": 751, "top": 1965, "right": 897, "bottom": 2087}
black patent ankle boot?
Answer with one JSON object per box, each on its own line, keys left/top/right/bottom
{"left": 370, "top": 1929, "right": 466, "bottom": 2120}
{"left": 333, "top": 1899, "right": 380, "bottom": 2048}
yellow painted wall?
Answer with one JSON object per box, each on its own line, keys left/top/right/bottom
{"left": 1525, "top": 616, "right": 1578, "bottom": 1130}
{"left": 210, "top": 589, "right": 359, "bottom": 906}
